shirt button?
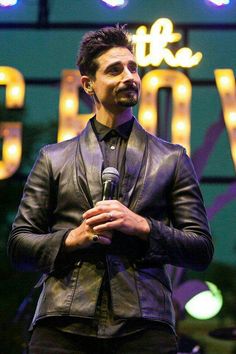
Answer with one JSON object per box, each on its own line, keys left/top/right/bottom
{"left": 96, "top": 261, "right": 105, "bottom": 269}
{"left": 110, "top": 145, "right": 115, "bottom": 150}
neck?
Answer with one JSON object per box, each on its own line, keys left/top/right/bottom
{"left": 95, "top": 106, "right": 133, "bottom": 128}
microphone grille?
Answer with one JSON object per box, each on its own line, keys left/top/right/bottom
{"left": 102, "top": 167, "right": 120, "bottom": 184}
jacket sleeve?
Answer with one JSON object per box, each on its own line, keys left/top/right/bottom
{"left": 8, "top": 146, "right": 72, "bottom": 274}
{"left": 145, "top": 148, "right": 214, "bottom": 271}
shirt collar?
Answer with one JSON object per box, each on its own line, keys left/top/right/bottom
{"left": 91, "top": 116, "right": 134, "bottom": 141}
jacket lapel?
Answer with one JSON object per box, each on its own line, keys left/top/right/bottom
{"left": 121, "top": 118, "right": 147, "bottom": 209}
{"left": 79, "top": 121, "right": 104, "bottom": 206}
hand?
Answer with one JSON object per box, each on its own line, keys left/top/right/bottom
{"left": 64, "top": 220, "right": 112, "bottom": 252}
{"left": 83, "top": 200, "right": 150, "bottom": 240}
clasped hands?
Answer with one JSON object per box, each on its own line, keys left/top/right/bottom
{"left": 65, "top": 200, "right": 150, "bottom": 251}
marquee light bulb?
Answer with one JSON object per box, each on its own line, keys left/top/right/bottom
{"left": 229, "top": 112, "right": 236, "bottom": 123}
{"left": 0, "top": 0, "right": 17, "bottom": 6}
{"left": 0, "top": 72, "right": 6, "bottom": 81}
{"left": 143, "top": 110, "right": 154, "bottom": 121}
{"left": 10, "top": 86, "right": 20, "bottom": 97}
{"left": 177, "top": 85, "right": 187, "bottom": 96}
{"left": 7, "top": 144, "right": 17, "bottom": 156}
{"left": 58, "top": 129, "right": 76, "bottom": 143}
{"left": 220, "top": 76, "right": 230, "bottom": 87}
{"left": 207, "top": 0, "right": 230, "bottom": 6}
{"left": 101, "top": 0, "right": 128, "bottom": 8}
{"left": 65, "top": 98, "right": 75, "bottom": 109}
{"left": 150, "top": 77, "right": 159, "bottom": 88}
{"left": 176, "top": 121, "right": 186, "bottom": 131}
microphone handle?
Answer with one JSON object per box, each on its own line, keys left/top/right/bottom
{"left": 102, "top": 180, "right": 116, "bottom": 200}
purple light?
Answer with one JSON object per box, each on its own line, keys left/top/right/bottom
{"left": 101, "top": 0, "right": 128, "bottom": 8}
{"left": 0, "top": 0, "right": 17, "bottom": 6}
{"left": 207, "top": 0, "right": 230, "bottom": 6}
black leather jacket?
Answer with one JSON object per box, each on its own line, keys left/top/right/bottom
{"left": 8, "top": 118, "right": 213, "bottom": 330}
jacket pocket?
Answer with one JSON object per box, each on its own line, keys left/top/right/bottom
{"left": 134, "top": 267, "right": 175, "bottom": 324}
{"left": 37, "top": 261, "right": 82, "bottom": 315}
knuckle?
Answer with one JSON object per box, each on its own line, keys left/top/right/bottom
{"left": 120, "top": 212, "right": 125, "bottom": 220}
{"left": 96, "top": 205, "right": 104, "bottom": 212}
{"left": 84, "top": 224, "right": 90, "bottom": 231}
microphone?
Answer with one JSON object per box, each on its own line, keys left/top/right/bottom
{"left": 102, "top": 167, "right": 120, "bottom": 200}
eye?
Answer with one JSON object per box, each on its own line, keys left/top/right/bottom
{"left": 128, "top": 63, "right": 138, "bottom": 73}
{"left": 107, "top": 65, "right": 121, "bottom": 75}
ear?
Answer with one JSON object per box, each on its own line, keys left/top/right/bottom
{"left": 81, "top": 76, "right": 94, "bottom": 95}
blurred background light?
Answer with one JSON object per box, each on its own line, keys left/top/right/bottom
{"left": 0, "top": 0, "right": 17, "bottom": 7}
{"left": 185, "top": 281, "right": 223, "bottom": 320}
{"left": 206, "top": 0, "right": 230, "bottom": 6}
{"left": 100, "top": 0, "right": 128, "bottom": 8}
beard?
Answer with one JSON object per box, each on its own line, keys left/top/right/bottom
{"left": 117, "top": 96, "right": 138, "bottom": 107}
{"left": 116, "top": 89, "right": 139, "bottom": 107}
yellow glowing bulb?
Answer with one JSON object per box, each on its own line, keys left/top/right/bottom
{"left": 229, "top": 112, "right": 236, "bottom": 123}
{"left": 7, "top": 144, "right": 17, "bottom": 156}
{"left": 149, "top": 77, "right": 159, "bottom": 88}
{"left": 0, "top": 161, "right": 7, "bottom": 179}
{"left": 65, "top": 99, "right": 75, "bottom": 109}
{"left": 176, "top": 121, "right": 186, "bottom": 131}
{"left": 177, "top": 85, "right": 187, "bottom": 96}
{"left": 220, "top": 76, "right": 230, "bottom": 87}
{"left": 10, "top": 86, "right": 20, "bottom": 97}
{"left": 66, "top": 75, "right": 75, "bottom": 83}
{"left": 0, "top": 72, "right": 6, "bottom": 82}
{"left": 58, "top": 129, "right": 76, "bottom": 142}
{"left": 143, "top": 111, "right": 154, "bottom": 121}
{"left": 62, "top": 132, "right": 74, "bottom": 140}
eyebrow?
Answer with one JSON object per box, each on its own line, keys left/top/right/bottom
{"left": 104, "top": 60, "right": 137, "bottom": 72}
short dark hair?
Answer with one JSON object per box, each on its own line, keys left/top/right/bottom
{"left": 77, "top": 24, "right": 133, "bottom": 78}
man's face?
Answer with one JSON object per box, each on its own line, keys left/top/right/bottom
{"left": 91, "top": 47, "right": 140, "bottom": 111}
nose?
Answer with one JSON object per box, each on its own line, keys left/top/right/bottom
{"left": 122, "top": 66, "right": 134, "bottom": 82}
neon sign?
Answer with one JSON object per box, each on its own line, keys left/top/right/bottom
{"left": 1, "top": 67, "right": 236, "bottom": 179}
{"left": 215, "top": 69, "right": 236, "bottom": 168}
{"left": 132, "top": 18, "right": 203, "bottom": 68}
{"left": 0, "top": 66, "right": 24, "bottom": 179}
{"left": 58, "top": 69, "right": 94, "bottom": 143}
{"left": 139, "top": 70, "right": 192, "bottom": 155}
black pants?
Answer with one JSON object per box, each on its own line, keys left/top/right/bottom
{"left": 28, "top": 325, "right": 178, "bottom": 354}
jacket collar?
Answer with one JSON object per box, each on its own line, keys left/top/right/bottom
{"left": 91, "top": 116, "right": 134, "bottom": 141}
{"left": 78, "top": 117, "right": 147, "bottom": 208}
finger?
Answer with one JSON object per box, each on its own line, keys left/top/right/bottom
{"left": 93, "top": 219, "right": 120, "bottom": 233}
{"left": 86, "top": 212, "right": 114, "bottom": 226}
{"left": 100, "top": 231, "right": 113, "bottom": 239}
{"left": 96, "top": 200, "right": 119, "bottom": 206}
{"left": 91, "top": 234, "right": 112, "bottom": 245}
{"left": 83, "top": 205, "right": 108, "bottom": 219}
{"left": 83, "top": 209, "right": 98, "bottom": 219}
{"left": 98, "top": 236, "right": 112, "bottom": 245}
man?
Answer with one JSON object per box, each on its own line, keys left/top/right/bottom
{"left": 8, "top": 25, "right": 213, "bottom": 354}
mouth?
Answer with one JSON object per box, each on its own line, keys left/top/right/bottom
{"left": 117, "top": 85, "right": 139, "bottom": 95}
